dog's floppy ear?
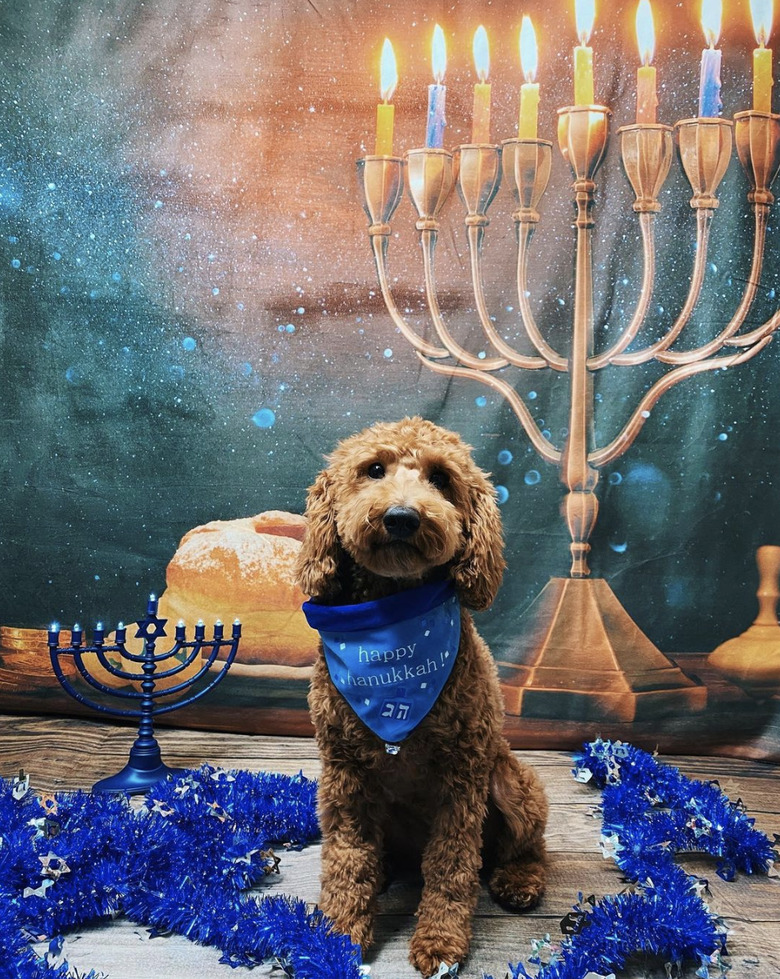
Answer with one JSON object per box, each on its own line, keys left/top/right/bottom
{"left": 451, "top": 468, "right": 506, "bottom": 611}
{"left": 295, "top": 467, "right": 342, "bottom": 600}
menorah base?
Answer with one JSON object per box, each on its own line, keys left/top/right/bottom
{"left": 93, "top": 738, "right": 181, "bottom": 795}
{"left": 499, "top": 577, "right": 707, "bottom": 723}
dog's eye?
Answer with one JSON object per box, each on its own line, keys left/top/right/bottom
{"left": 367, "top": 462, "right": 385, "bottom": 480}
{"left": 429, "top": 470, "right": 450, "bottom": 491}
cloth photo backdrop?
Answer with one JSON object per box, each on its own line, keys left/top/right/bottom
{"left": 1, "top": 0, "right": 779, "bottom": 758}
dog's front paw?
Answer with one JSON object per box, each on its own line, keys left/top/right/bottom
{"left": 409, "top": 923, "right": 468, "bottom": 977}
{"left": 319, "top": 897, "right": 375, "bottom": 950}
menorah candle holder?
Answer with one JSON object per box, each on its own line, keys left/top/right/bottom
{"left": 48, "top": 595, "right": 241, "bottom": 793}
{"left": 358, "top": 98, "right": 780, "bottom": 722}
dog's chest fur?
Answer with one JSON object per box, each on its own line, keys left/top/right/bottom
{"left": 370, "top": 740, "right": 456, "bottom": 856}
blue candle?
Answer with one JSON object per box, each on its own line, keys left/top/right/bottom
{"left": 699, "top": 46, "right": 722, "bottom": 116}
{"left": 698, "top": 0, "right": 723, "bottom": 117}
{"left": 425, "top": 24, "right": 447, "bottom": 148}
{"left": 48, "top": 623, "right": 60, "bottom": 646}
{"left": 427, "top": 85, "right": 446, "bottom": 147}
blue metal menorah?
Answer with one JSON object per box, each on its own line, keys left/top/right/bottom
{"left": 48, "top": 595, "right": 241, "bottom": 794}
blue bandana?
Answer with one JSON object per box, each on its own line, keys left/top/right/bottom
{"left": 302, "top": 580, "right": 461, "bottom": 752}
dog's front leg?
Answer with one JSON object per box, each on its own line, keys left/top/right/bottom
{"left": 409, "top": 774, "right": 487, "bottom": 976}
{"left": 317, "top": 758, "right": 384, "bottom": 950}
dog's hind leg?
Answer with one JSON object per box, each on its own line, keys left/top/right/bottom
{"left": 485, "top": 741, "right": 548, "bottom": 910}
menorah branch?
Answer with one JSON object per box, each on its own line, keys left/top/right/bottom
{"left": 463, "top": 216, "right": 548, "bottom": 370}
{"left": 588, "top": 211, "right": 657, "bottom": 369}
{"left": 590, "top": 336, "right": 775, "bottom": 468}
{"left": 656, "top": 204, "right": 769, "bottom": 364}
{"left": 418, "top": 224, "right": 507, "bottom": 370}
{"left": 515, "top": 218, "right": 569, "bottom": 369}
{"left": 610, "top": 208, "right": 713, "bottom": 366}
{"left": 417, "top": 354, "right": 562, "bottom": 465}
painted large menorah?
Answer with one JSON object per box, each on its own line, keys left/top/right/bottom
{"left": 357, "top": 96, "right": 780, "bottom": 720}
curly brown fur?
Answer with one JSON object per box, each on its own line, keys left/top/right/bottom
{"left": 295, "top": 417, "right": 548, "bottom": 976}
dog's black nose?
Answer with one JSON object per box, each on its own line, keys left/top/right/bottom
{"left": 383, "top": 506, "right": 421, "bottom": 540}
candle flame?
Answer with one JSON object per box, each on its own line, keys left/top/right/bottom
{"left": 575, "top": 0, "right": 596, "bottom": 44}
{"left": 432, "top": 23, "right": 447, "bottom": 83}
{"left": 750, "top": 0, "right": 773, "bottom": 45}
{"left": 701, "top": 0, "right": 722, "bottom": 47}
{"left": 519, "top": 16, "right": 539, "bottom": 83}
{"left": 636, "top": 0, "right": 655, "bottom": 65}
{"left": 473, "top": 25, "right": 489, "bottom": 82}
{"left": 379, "top": 38, "right": 397, "bottom": 102}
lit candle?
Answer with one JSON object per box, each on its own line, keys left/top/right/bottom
{"left": 699, "top": 0, "right": 723, "bottom": 117}
{"left": 426, "top": 24, "right": 447, "bottom": 148}
{"left": 48, "top": 622, "right": 60, "bottom": 646}
{"left": 471, "top": 25, "right": 491, "bottom": 143}
{"left": 636, "top": 0, "right": 658, "bottom": 123}
{"left": 375, "top": 38, "right": 398, "bottom": 156}
{"left": 574, "top": 0, "right": 596, "bottom": 105}
{"left": 147, "top": 592, "right": 157, "bottom": 616}
{"left": 751, "top": 0, "right": 774, "bottom": 113}
{"left": 519, "top": 16, "right": 540, "bottom": 138}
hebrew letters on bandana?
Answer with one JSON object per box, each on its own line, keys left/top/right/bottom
{"left": 303, "top": 580, "right": 461, "bottom": 749}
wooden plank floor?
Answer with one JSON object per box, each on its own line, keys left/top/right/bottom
{"left": 1, "top": 712, "right": 778, "bottom": 979}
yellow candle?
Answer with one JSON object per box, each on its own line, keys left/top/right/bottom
{"left": 374, "top": 38, "right": 397, "bottom": 156}
{"left": 751, "top": 0, "right": 774, "bottom": 112}
{"left": 574, "top": 0, "right": 596, "bottom": 105}
{"left": 375, "top": 103, "right": 395, "bottom": 156}
{"left": 754, "top": 46, "right": 773, "bottom": 112}
{"left": 472, "top": 26, "right": 492, "bottom": 143}
{"left": 518, "top": 16, "right": 540, "bottom": 138}
{"left": 636, "top": 0, "right": 657, "bottom": 123}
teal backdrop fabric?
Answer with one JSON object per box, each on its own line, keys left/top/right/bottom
{"left": 0, "top": 0, "right": 778, "bottom": 754}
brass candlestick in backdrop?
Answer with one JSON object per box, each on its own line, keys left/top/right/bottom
{"left": 357, "top": 97, "right": 780, "bottom": 722}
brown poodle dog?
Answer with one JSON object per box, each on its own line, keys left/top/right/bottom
{"left": 295, "top": 417, "right": 548, "bottom": 977}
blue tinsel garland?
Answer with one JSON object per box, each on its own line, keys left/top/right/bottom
{"left": 0, "top": 765, "right": 362, "bottom": 979}
{"left": 493, "top": 739, "right": 778, "bottom": 979}
{"left": 1, "top": 741, "right": 776, "bottom": 979}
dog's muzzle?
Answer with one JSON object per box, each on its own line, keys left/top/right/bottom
{"left": 383, "top": 506, "right": 421, "bottom": 541}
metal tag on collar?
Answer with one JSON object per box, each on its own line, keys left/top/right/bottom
{"left": 384, "top": 742, "right": 401, "bottom": 755}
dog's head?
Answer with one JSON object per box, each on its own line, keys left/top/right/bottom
{"left": 295, "top": 417, "right": 505, "bottom": 610}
